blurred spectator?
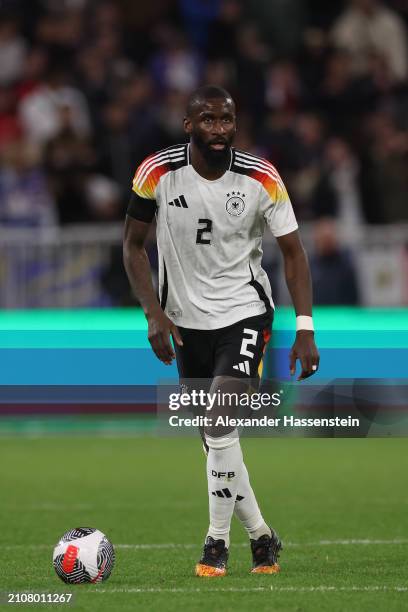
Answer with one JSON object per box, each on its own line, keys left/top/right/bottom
{"left": 0, "top": 86, "right": 21, "bottom": 148}
{"left": 91, "top": 1, "right": 122, "bottom": 33}
{"left": 115, "top": 0, "right": 176, "bottom": 34}
{"left": 325, "top": 138, "right": 364, "bottom": 233}
{"left": 290, "top": 113, "right": 338, "bottom": 221}
{"left": 233, "top": 114, "right": 261, "bottom": 154}
{"left": 265, "top": 60, "right": 301, "bottom": 115}
{"left": 260, "top": 109, "right": 299, "bottom": 175}
{"left": 361, "top": 111, "right": 408, "bottom": 222}
{"left": 76, "top": 45, "right": 110, "bottom": 129}
{"left": 98, "top": 71, "right": 156, "bottom": 197}
{"left": 44, "top": 106, "right": 96, "bottom": 224}
{"left": 203, "top": 59, "right": 235, "bottom": 91}
{"left": 85, "top": 175, "right": 122, "bottom": 221}
{"left": 235, "top": 22, "right": 269, "bottom": 119}
{"left": 35, "top": 8, "right": 84, "bottom": 67}
{"left": 178, "top": 0, "right": 220, "bottom": 50}
{"left": 153, "top": 88, "right": 189, "bottom": 143}
{"left": 0, "top": 17, "right": 27, "bottom": 86}
{"left": 19, "top": 69, "right": 91, "bottom": 146}
{"left": 317, "top": 50, "right": 358, "bottom": 135}
{"left": 15, "top": 47, "right": 48, "bottom": 101}
{"left": 0, "top": 139, "right": 57, "bottom": 227}
{"left": 98, "top": 99, "right": 133, "bottom": 198}
{"left": 299, "top": 27, "right": 330, "bottom": 97}
{"left": 207, "top": 0, "right": 243, "bottom": 60}
{"left": 310, "top": 218, "right": 360, "bottom": 305}
{"left": 331, "top": 0, "right": 408, "bottom": 83}
{"left": 149, "top": 25, "right": 203, "bottom": 93}
{"left": 246, "top": 0, "right": 305, "bottom": 56}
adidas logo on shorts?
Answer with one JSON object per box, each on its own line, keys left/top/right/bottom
{"left": 233, "top": 361, "right": 250, "bottom": 375}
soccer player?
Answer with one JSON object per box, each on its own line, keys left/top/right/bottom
{"left": 123, "top": 85, "right": 319, "bottom": 577}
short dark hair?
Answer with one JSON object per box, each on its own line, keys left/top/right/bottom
{"left": 186, "top": 85, "right": 234, "bottom": 116}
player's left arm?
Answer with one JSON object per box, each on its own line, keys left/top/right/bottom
{"left": 261, "top": 169, "right": 319, "bottom": 380}
{"left": 276, "top": 229, "right": 320, "bottom": 380}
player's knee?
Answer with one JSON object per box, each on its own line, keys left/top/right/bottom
{"left": 205, "top": 428, "right": 239, "bottom": 450}
{"left": 204, "top": 376, "right": 248, "bottom": 441}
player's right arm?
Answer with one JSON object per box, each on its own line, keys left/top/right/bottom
{"left": 123, "top": 159, "right": 183, "bottom": 365}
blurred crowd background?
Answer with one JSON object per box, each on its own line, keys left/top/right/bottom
{"left": 0, "top": 0, "right": 407, "bottom": 308}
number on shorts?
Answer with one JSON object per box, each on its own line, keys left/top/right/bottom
{"left": 240, "top": 329, "right": 258, "bottom": 358}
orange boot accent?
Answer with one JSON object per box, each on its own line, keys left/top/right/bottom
{"left": 195, "top": 563, "right": 227, "bottom": 577}
{"left": 251, "top": 563, "right": 280, "bottom": 574}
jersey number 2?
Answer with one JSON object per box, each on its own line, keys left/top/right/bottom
{"left": 240, "top": 329, "right": 258, "bottom": 359}
{"left": 196, "top": 219, "right": 212, "bottom": 244}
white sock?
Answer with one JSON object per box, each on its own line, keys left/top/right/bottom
{"left": 234, "top": 462, "right": 271, "bottom": 540}
{"left": 206, "top": 430, "right": 243, "bottom": 548}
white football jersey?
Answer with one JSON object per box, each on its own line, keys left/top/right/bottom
{"left": 130, "top": 143, "right": 298, "bottom": 330}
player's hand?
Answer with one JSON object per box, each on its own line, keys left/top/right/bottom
{"left": 289, "top": 330, "right": 320, "bottom": 380}
{"left": 147, "top": 307, "right": 183, "bottom": 365}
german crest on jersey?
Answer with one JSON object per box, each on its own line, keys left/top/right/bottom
{"left": 225, "top": 191, "right": 245, "bottom": 216}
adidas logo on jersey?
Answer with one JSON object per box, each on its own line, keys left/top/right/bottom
{"left": 168, "top": 194, "right": 188, "bottom": 208}
{"left": 233, "top": 361, "right": 251, "bottom": 375}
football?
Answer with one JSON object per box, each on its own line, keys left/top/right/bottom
{"left": 53, "top": 527, "right": 115, "bottom": 584}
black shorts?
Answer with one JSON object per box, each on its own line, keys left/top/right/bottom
{"left": 174, "top": 310, "right": 273, "bottom": 381}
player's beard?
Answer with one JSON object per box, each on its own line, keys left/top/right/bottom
{"left": 191, "top": 131, "right": 233, "bottom": 168}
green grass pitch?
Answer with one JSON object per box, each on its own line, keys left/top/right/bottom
{"left": 1, "top": 436, "right": 407, "bottom": 611}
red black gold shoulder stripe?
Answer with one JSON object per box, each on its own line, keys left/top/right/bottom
{"left": 133, "top": 144, "right": 188, "bottom": 193}
{"left": 232, "top": 149, "right": 284, "bottom": 187}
